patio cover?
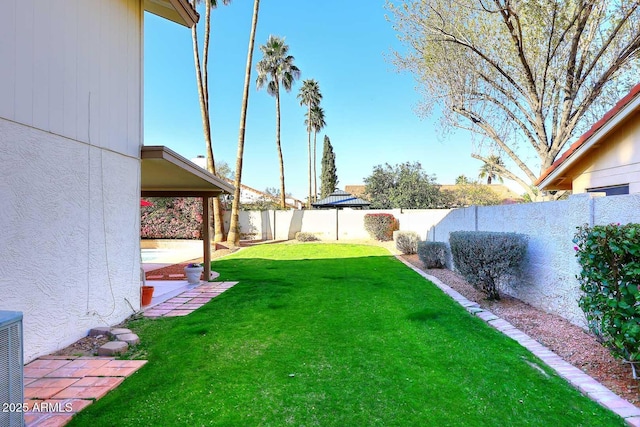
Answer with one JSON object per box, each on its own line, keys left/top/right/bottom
{"left": 312, "top": 189, "right": 371, "bottom": 209}
{"left": 141, "top": 145, "right": 234, "bottom": 284}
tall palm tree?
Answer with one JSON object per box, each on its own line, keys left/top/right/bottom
{"left": 256, "top": 35, "right": 301, "bottom": 208}
{"left": 306, "top": 105, "right": 326, "bottom": 201}
{"left": 297, "top": 79, "right": 322, "bottom": 208}
{"left": 478, "top": 155, "right": 505, "bottom": 185}
{"left": 227, "top": 0, "right": 260, "bottom": 245}
{"left": 191, "top": 0, "right": 231, "bottom": 241}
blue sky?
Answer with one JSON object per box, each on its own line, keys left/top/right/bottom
{"left": 144, "top": 0, "right": 492, "bottom": 200}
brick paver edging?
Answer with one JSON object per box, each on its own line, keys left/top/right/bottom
{"left": 396, "top": 256, "right": 640, "bottom": 427}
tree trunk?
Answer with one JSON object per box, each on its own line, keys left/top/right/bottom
{"left": 313, "top": 131, "right": 318, "bottom": 202}
{"left": 191, "top": 0, "right": 225, "bottom": 241}
{"left": 228, "top": 0, "right": 260, "bottom": 246}
{"left": 307, "top": 104, "right": 312, "bottom": 208}
{"left": 275, "top": 85, "right": 286, "bottom": 209}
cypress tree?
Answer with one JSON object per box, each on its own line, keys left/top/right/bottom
{"left": 320, "top": 135, "right": 338, "bottom": 199}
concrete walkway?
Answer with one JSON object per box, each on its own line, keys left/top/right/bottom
{"left": 143, "top": 282, "right": 238, "bottom": 318}
{"left": 397, "top": 256, "right": 640, "bottom": 427}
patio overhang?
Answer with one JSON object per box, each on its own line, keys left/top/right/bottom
{"left": 141, "top": 145, "right": 234, "bottom": 197}
{"left": 144, "top": 0, "right": 199, "bottom": 28}
{"left": 141, "top": 145, "right": 233, "bottom": 285}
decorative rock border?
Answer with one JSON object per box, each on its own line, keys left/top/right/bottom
{"left": 396, "top": 256, "right": 640, "bottom": 427}
{"left": 88, "top": 327, "right": 140, "bottom": 357}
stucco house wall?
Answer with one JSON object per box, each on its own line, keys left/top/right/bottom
{"left": 537, "top": 83, "right": 640, "bottom": 194}
{"left": 572, "top": 110, "right": 640, "bottom": 193}
{"left": 0, "top": 0, "right": 144, "bottom": 362}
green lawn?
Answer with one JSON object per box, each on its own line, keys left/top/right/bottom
{"left": 69, "top": 243, "right": 623, "bottom": 426}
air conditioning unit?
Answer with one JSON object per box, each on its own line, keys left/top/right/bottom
{"left": 0, "top": 311, "right": 24, "bottom": 427}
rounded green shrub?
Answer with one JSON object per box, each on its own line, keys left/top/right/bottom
{"left": 395, "top": 231, "right": 420, "bottom": 254}
{"left": 295, "top": 232, "right": 319, "bottom": 242}
{"left": 449, "top": 231, "right": 528, "bottom": 300}
{"left": 417, "top": 241, "right": 448, "bottom": 269}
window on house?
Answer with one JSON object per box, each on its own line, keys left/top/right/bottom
{"left": 587, "top": 184, "right": 630, "bottom": 196}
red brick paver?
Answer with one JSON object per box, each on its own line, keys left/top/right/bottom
{"left": 22, "top": 356, "right": 146, "bottom": 427}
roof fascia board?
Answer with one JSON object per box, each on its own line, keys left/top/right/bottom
{"left": 168, "top": 0, "right": 198, "bottom": 27}
{"left": 144, "top": 0, "right": 198, "bottom": 27}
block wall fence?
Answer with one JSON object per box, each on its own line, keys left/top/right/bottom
{"left": 225, "top": 193, "right": 640, "bottom": 327}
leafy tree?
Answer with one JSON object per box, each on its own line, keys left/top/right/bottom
{"left": 387, "top": 0, "right": 640, "bottom": 200}
{"left": 443, "top": 183, "right": 503, "bottom": 207}
{"left": 297, "top": 79, "right": 322, "bottom": 208}
{"left": 190, "top": 0, "right": 231, "bottom": 241}
{"left": 214, "top": 160, "right": 234, "bottom": 180}
{"left": 364, "top": 162, "right": 444, "bottom": 209}
{"left": 320, "top": 135, "right": 338, "bottom": 199}
{"left": 227, "top": 0, "right": 260, "bottom": 245}
{"left": 256, "top": 35, "right": 301, "bottom": 208}
{"left": 308, "top": 105, "right": 326, "bottom": 202}
{"left": 478, "top": 155, "right": 505, "bottom": 185}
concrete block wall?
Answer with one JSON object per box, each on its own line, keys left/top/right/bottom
{"left": 428, "top": 193, "right": 640, "bottom": 327}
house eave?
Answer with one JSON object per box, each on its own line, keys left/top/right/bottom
{"left": 144, "top": 0, "right": 199, "bottom": 27}
{"left": 141, "top": 145, "right": 234, "bottom": 196}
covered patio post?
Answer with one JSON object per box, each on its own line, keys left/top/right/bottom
{"left": 202, "top": 196, "right": 212, "bottom": 282}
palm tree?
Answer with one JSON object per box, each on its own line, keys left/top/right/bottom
{"left": 256, "top": 35, "right": 301, "bottom": 208}
{"left": 227, "top": 0, "right": 260, "bottom": 246}
{"left": 306, "top": 105, "right": 326, "bottom": 202}
{"left": 297, "top": 79, "right": 322, "bottom": 208}
{"left": 191, "top": 0, "right": 231, "bottom": 242}
{"left": 478, "top": 155, "right": 505, "bottom": 185}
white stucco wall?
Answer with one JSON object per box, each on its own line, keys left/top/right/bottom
{"left": 0, "top": 0, "right": 143, "bottom": 362}
{"left": 229, "top": 209, "right": 453, "bottom": 242}
{"left": 0, "top": 120, "right": 141, "bottom": 362}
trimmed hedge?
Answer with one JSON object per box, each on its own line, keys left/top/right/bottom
{"left": 449, "top": 231, "right": 528, "bottom": 300}
{"left": 395, "top": 231, "right": 420, "bottom": 254}
{"left": 364, "top": 213, "right": 397, "bottom": 241}
{"left": 417, "top": 241, "right": 448, "bottom": 269}
{"left": 574, "top": 223, "right": 640, "bottom": 370}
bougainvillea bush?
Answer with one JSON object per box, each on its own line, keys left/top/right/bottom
{"left": 364, "top": 213, "right": 397, "bottom": 241}
{"left": 574, "top": 223, "right": 640, "bottom": 370}
{"left": 140, "top": 197, "right": 203, "bottom": 239}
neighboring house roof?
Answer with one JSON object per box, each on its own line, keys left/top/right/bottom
{"left": 312, "top": 189, "right": 371, "bottom": 208}
{"left": 220, "top": 178, "right": 302, "bottom": 209}
{"left": 536, "top": 82, "right": 640, "bottom": 190}
{"left": 144, "top": 0, "right": 199, "bottom": 27}
{"left": 344, "top": 185, "right": 366, "bottom": 198}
